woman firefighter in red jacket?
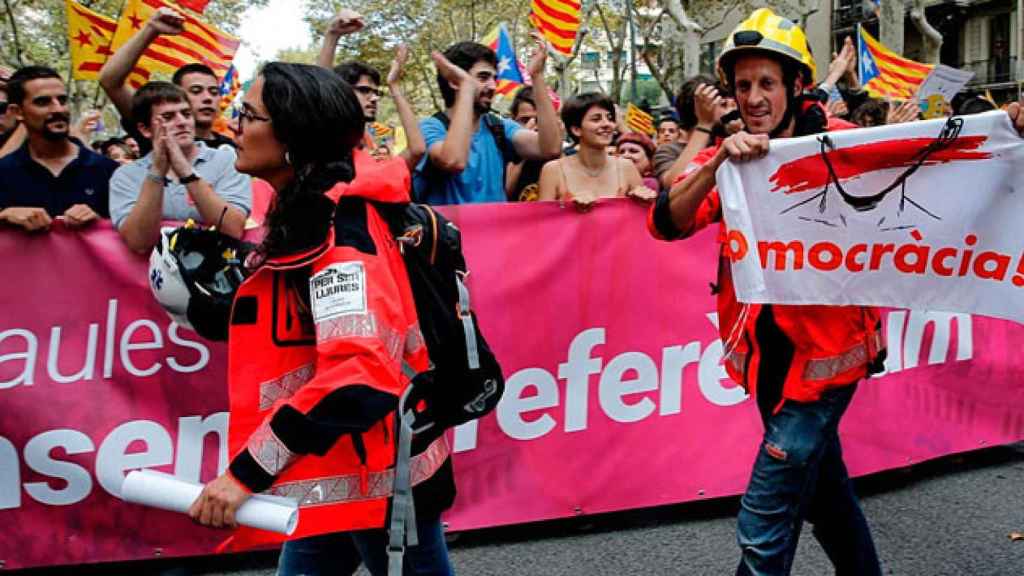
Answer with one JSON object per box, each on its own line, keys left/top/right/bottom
{"left": 188, "top": 62, "right": 455, "bottom": 575}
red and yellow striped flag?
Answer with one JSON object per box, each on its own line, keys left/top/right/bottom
{"left": 625, "top": 103, "right": 655, "bottom": 136}
{"left": 109, "top": 0, "right": 240, "bottom": 88}
{"left": 66, "top": 0, "right": 118, "bottom": 81}
{"left": 857, "top": 25, "right": 933, "bottom": 100}
{"left": 529, "top": 0, "right": 581, "bottom": 56}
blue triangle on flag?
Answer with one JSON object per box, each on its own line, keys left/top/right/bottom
{"left": 495, "top": 25, "right": 525, "bottom": 84}
{"left": 857, "top": 27, "right": 879, "bottom": 86}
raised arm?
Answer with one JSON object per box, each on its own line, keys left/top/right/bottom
{"left": 659, "top": 83, "right": 722, "bottom": 190}
{"left": 426, "top": 52, "right": 477, "bottom": 173}
{"left": 316, "top": 9, "right": 365, "bottom": 69}
{"left": 511, "top": 33, "right": 563, "bottom": 161}
{"left": 387, "top": 45, "right": 426, "bottom": 170}
{"left": 99, "top": 7, "right": 185, "bottom": 118}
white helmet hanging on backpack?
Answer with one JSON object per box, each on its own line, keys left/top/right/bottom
{"left": 149, "top": 227, "right": 196, "bottom": 330}
{"left": 147, "top": 224, "right": 253, "bottom": 340}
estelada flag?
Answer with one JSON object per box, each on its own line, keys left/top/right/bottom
{"left": 66, "top": 0, "right": 117, "bottom": 81}
{"left": 625, "top": 103, "right": 655, "bottom": 136}
{"left": 482, "top": 24, "right": 526, "bottom": 97}
{"left": 857, "top": 25, "right": 933, "bottom": 100}
{"left": 529, "top": 0, "right": 580, "bottom": 56}
{"left": 109, "top": 0, "right": 240, "bottom": 88}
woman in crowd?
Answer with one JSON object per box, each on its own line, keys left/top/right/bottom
{"left": 188, "top": 61, "right": 455, "bottom": 576}
{"left": 615, "top": 131, "right": 659, "bottom": 191}
{"left": 537, "top": 92, "right": 657, "bottom": 209}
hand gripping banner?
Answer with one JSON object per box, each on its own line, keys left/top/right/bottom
{"left": 716, "top": 110, "right": 1024, "bottom": 323}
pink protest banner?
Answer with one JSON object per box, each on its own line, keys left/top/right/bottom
{"left": 1, "top": 201, "right": 1023, "bottom": 570}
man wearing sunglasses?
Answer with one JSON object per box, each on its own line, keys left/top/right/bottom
{"left": 109, "top": 82, "right": 251, "bottom": 254}
{"left": 316, "top": 9, "right": 427, "bottom": 173}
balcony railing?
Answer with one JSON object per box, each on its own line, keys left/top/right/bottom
{"left": 962, "top": 57, "right": 1017, "bottom": 86}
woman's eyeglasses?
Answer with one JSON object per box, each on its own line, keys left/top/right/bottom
{"left": 234, "top": 105, "right": 271, "bottom": 134}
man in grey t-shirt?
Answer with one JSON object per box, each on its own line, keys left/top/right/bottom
{"left": 109, "top": 81, "right": 250, "bottom": 253}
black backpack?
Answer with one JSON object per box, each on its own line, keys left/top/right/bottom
{"left": 373, "top": 201, "right": 504, "bottom": 575}
{"left": 374, "top": 200, "right": 505, "bottom": 433}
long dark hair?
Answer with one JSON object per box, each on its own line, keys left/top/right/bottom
{"left": 258, "top": 62, "right": 365, "bottom": 259}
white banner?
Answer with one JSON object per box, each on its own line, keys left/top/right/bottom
{"left": 716, "top": 111, "right": 1024, "bottom": 323}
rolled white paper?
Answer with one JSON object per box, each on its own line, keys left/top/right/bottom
{"left": 121, "top": 470, "right": 299, "bottom": 535}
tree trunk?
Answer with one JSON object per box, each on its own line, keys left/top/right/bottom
{"left": 2, "top": 0, "right": 25, "bottom": 66}
{"left": 880, "top": 0, "right": 905, "bottom": 56}
{"left": 662, "top": 0, "right": 701, "bottom": 80}
{"left": 909, "top": 0, "right": 942, "bottom": 63}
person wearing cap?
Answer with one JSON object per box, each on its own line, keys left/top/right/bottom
{"left": 648, "top": 9, "right": 884, "bottom": 576}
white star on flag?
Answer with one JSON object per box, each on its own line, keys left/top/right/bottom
{"left": 498, "top": 56, "right": 511, "bottom": 76}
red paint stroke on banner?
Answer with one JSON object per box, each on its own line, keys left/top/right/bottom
{"left": 770, "top": 136, "right": 992, "bottom": 194}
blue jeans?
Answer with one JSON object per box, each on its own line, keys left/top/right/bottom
{"left": 276, "top": 516, "right": 454, "bottom": 576}
{"left": 736, "top": 384, "right": 881, "bottom": 576}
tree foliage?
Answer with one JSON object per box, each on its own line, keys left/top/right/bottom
{"left": 0, "top": 0, "right": 266, "bottom": 115}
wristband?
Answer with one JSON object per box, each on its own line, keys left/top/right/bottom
{"left": 178, "top": 173, "right": 200, "bottom": 185}
{"left": 145, "top": 172, "right": 169, "bottom": 186}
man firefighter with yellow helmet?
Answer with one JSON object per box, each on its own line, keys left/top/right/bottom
{"left": 649, "top": 9, "right": 885, "bottom": 575}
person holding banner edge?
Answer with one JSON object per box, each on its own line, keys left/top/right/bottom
{"left": 649, "top": 9, "right": 888, "bottom": 576}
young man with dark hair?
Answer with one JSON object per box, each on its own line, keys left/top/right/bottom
{"left": 414, "top": 35, "right": 562, "bottom": 205}
{"left": 109, "top": 81, "right": 250, "bottom": 254}
{"left": 0, "top": 66, "right": 118, "bottom": 233}
{"left": 316, "top": 9, "right": 426, "bottom": 171}
{"left": 655, "top": 116, "right": 680, "bottom": 145}
{"left": 99, "top": 7, "right": 234, "bottom": 153}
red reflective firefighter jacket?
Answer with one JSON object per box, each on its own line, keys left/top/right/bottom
{"left": 648, "top": 119, "right": 884, "bottom": 404}
{"left": 224, "top": 150, "right": 449, "bottom": 549}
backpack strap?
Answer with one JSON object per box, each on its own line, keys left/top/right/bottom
{"left": 455, "top": 271, "right": 480, "bottom": 370}
{"left": 388, "top": 366, "right": 420, "bottom": 576}
{"left": 481, "top": 113, "right": 519, "bottom": 166}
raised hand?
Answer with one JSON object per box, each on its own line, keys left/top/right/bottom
{"left": 387, "top": 44, "right": 409, "bottom": 88}
{"left": 526, "top": 32, "right": 549, "bottom": 80}
{"left": 150, "top": 119, "right": 171, "bottom": 177}
{"left": 327, "top": 9, "right": 365, "bottom": 37}
{"left": 146, "top": 7, "right": 185, "bottom": 36}
{"left": 886, "top": 99, "right": 920, "bottom": 124}
{"left": 694, "top": 83, "right": 723, "bottom": 128}
{"left": 431, "top": 51, "right": 474, "bottom": 92}
{"left": 826, "top": 36, "right": 856, "bottom": 86}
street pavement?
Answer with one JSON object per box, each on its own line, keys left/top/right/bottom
{"left": 16, "top": 443, "right": 1024, "bottom": 575}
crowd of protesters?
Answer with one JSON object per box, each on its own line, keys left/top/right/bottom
{"left": 0, "top": 6, "right": 1010, "bottom": 235}
{"left": 2, "top": 5, "right": 1024, "bottom": 576}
